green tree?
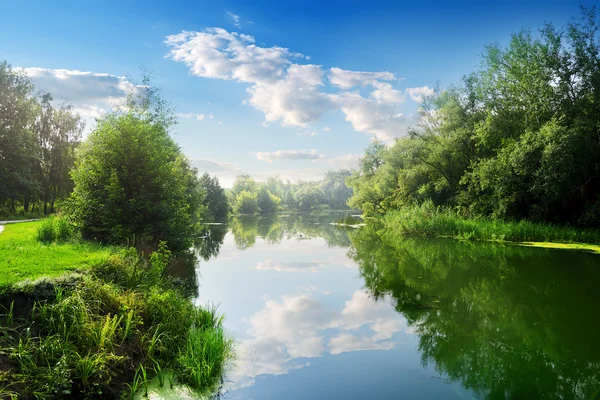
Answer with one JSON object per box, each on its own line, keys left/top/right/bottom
{"left": 257, "top": 185, "right": 281, "bottom": 214}
{"left": 68, "top": 83, "right": 203, "bottom": 251}
{"left": 320, "top": 169, "right": 353, "bottom": 209}
{"left": 0, "top": 62, "right": 41, "bottom": 213}
{"left": 233, "top": 190, "right": 259, "bottom": 215}
{"left": 198, "top": 172, "right": 229, "bottom": 221}
{"left": 36, "top": 94, "right": 83, "bottom": 214}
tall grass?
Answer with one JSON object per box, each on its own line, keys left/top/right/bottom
{"left": 0, "top": 243, "right": 233, "bottom": 398}
{"left": 177, "top": 306, "right": 233, "bottom": 389}
{"left": 384, "top": 201, "right": 600, "bottom": 243}
{"left": 35, "top": 216, "right": 77, "bottom": 243}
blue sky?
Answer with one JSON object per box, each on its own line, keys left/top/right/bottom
{"left": 0, "top": 0, "right": 593, "bottom": 186}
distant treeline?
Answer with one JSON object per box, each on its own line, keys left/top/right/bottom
{"left": 348, "top": 8, "right": 600, "bottom": 228}
{"left": 227, "top": 170, "right": 353, "bottom": 215}
{"left": 0, "top": 62, "right": 83, "bottom": 216}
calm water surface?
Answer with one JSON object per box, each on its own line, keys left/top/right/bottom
{"left": 193, "top": 213, "right": 600, "bottom": 399}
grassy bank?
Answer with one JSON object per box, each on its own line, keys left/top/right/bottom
{"left": 0, "top": 221, "right": 113, "bottom": 293}
{"left": 384, "top": 202, "right": 600, "bottom": 245}
{"left": 0, "top": 221, "right": 233, "bottom": 399}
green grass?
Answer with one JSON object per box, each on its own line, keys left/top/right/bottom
{"left": 0, "top": 243, "right": 233, "bottom": 399}
{"left": 0, "top": 221, "right": 113, "bottom": 293}
{"left": 384, "top": 202, "right": 600, "bottom": 246}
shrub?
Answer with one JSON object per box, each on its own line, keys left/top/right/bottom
{"left": 35, "top": 216, "right": 77, "bottom": 244}
{"left": 55, "top": 216, "right": 75, "bottom": 242}
{"left": 36, "top": 217, "right": 56, "bottom": 243}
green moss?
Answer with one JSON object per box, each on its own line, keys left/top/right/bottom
{"left": 0, "top": 221, "right": 113, "bottom": 293}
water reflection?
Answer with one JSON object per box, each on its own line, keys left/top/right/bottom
{"left": 195, "top": 215, "right": 600, "bottom": 399}
{"left": 350, "top": 224, "right": 600, "bottom": 399}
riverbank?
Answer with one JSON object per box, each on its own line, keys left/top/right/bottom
{"left": 383, "top": 203, "right": 600, "bottom": 251}
{"left": 0, "top": 220, "right": 232, "bottom": 398}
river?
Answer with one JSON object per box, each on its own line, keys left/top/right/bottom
{"left": 191, "top": 212, "right": 600, "bottom": 399}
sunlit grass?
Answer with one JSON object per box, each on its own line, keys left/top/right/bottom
{"left": 0, "top": 221, "right": 113, "bottom": 293}
{"left": 384, "top": 202, "right": 600, "bottom": 245}
{"left": 0, "top": 243, "right": 233, "bottom": 398}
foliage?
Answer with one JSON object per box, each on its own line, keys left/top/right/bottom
{"left": 256, "top": 185, "right": 281, "bottom": 214}
{"left": 348, "top": 9, "right": 600, "bottom": 229}
{"left": 0, "top": 62, "right": 83, "bottom": 217}
{"left": 198, "top": 173, "right": 229, "bottom": 221}
{"left": 67, "top": 84, "right": 204, "bottom": 252}
{"left": 226, "top": 172, "right": 354, "bottom": 215}
{"left": 35, "top": 216, "right": 77, "bottom": 244}
{"left": 0, "top": 244, "right": 232, "bottom": 398}
{"left": 233, "top": 190, "right": 259, "bottom": 215}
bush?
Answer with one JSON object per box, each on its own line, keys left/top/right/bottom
{"left": 35, "top": 216, "right": 77, "bottom": 244}
{"left": 55, "top": 216, "right": 75, "bottom": 242}
{"left": 36, "top": 217, "right": 56, "bottom": 243}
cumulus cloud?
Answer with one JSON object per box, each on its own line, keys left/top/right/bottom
{"left": 406, "top": 86, "right": 435, "bottom": 103}
{"left": 166, "top": 28, "right": 426, "bottom": 141}
{"left": 332, "top": 93, "right": 418, "bottom": 141}
{"left": 256, "top": 259, "right": 324, "bottom": 272}
{"left": 23, "top": 67, "right": 140, "bottom": 119}
{"left": 255, "top": 149, "right": 324, "bottom": 163}
{"left": 328, "top": 67, "right": 396, "bottom": 89}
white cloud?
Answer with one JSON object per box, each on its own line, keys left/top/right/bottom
{"left": 327, "top": 154, "right": 361, "bottom": 170}
{"left": 406, "top": 86, "right": 435, "bottom": 103}
{"left": 332, "top": 92, "right": 417, "bottom": 141}
{"left": 23, "top": 67, "right": 140, "bottom": 119}
{"left": 227, "top": 11, "right": 242, "bottom": 28}
{"left": 328, "top": 67, "right": 396, "bottom": 89}
{"left": 166, "top": 28, "right": 425, "bottom": 141}
{"left": 256, "top": 259, "right": 324, "bottom": 272}
{"left": 255, "top": 149, "right": 324, "bottom": 163}
{"left": 177, "top": 112, "right": 205, "bottom": 120}
{"left": 321, "top": 126, "right": 331, "bottom": 132}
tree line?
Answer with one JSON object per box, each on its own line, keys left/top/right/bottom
{"left": 228, "top": 170, "right": 353, "bottom": 215}
{"left": 348, "top": 8, "right": 600, "bottom": 228}
{"left": 0, "top": 62, "right": 83, "bottom": 216}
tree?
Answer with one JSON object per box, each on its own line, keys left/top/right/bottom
{"left": 36, "top": 93, "right": 84, "bottom": 214}
{"left": 257, "top": 185, "right": 281, "bottom": 214}
{"left": 0, "top": 62, "right": 41, "bottom": 212}
{"left": 199, "top": 173, "right": 229, "bottom": 221}
{"left": 349, "top": 8, "right": 600, "bottom": 227}
{"left": 0, "top": 62, "right": 82, "bottom": 216}
{"left": 320, "top": 169, "right": 353, "bottom": 209}
{"left": 68, "top": 83, "right": 203, "bottom": 251}
{"left": 233, "top": 190, "right": 259, "bottom": 215}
